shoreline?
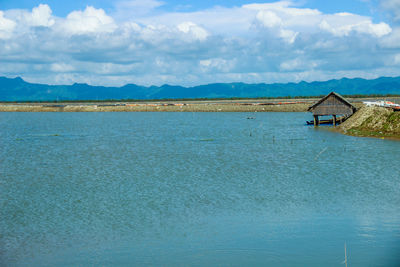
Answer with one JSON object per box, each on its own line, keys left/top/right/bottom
{"left": 0, "top": 99, "right": 366, "bottom": 112}
{"left": 336, "top": 106, "right": 400, "bottom": 139}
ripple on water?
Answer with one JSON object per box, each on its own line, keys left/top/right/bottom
{"left": 1, "top": 112, "right": 400, "bottom": 266}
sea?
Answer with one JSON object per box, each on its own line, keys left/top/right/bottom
{"left": 1, "top": 112, "right": 400, "bottom": 266}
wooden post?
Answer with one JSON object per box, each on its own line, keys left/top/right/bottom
{"left": 333, "top": 115, "right": 337, "bottom": 127}
{"left": 313, "top": 115, "right": 319, "bottom": 126}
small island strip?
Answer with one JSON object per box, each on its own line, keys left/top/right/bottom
{"left": 0, "top": 97, "right": 380, "bottom": 113}
{"left": 0, "top": 99, "right": 322, "bottom": 112}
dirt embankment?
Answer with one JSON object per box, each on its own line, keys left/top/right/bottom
{"left": 338, "top": 106, "right": 400, "bottom": 138}
{"left": 0, "top": 103, "right": 311, "bottom": 112}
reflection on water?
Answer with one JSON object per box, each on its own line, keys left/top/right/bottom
{"left": 1, "top": 112, "right": 400, "bottom": 266}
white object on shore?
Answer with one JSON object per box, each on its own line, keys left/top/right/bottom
{"left": 363, "top": 100, "right": 400, "bottom": 108}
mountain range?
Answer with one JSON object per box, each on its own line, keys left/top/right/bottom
{"left": 1, "top": 76, "right": 400, "bottom": 101}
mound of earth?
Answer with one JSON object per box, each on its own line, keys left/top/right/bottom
{"left": 338, "top": 106, "right": 400, "bottom": 138}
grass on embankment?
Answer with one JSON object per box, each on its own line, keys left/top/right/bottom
{"left": 338, "top": 106, "right": 400, "bottom": 139}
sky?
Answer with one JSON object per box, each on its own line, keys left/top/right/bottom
{"left": 1, "top": 0, "right": 400, "bottom": 86}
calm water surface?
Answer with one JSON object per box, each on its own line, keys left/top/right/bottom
{"left": 1, "top": 112, "right": 400, "bottom": 266}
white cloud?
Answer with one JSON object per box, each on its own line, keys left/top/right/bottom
{"left": 1, "top": 4, "right": 54, "bottom": 32}
{"left": 177, "top": 22, "right": 208, "bottom": 41}
{"left": 381, "top": 0, "right": 400, "bottom": 21}
{"left": 0, "top": 1, "right": 399, "bottom": 87}
{"left": 319, "top": 15, "right": 391, "bottom": 37}
{"left": 199, "top": 58, "right": 236, "bottom": 72}
{"left": 256, "top": 10, "right": 282, "bottom": 28}
{"left": 0, "top": 11, "right": 16, "bottom": 39}
{"left": 392, "top": 53, "right": 400, "bottom": 65}
{"left": 25, "top": 4, "right": 55, "bottom": 27}
{"left": 380, "top": 27, "right": 400, "bottom": 48}
{"left": 280, "top": 58, "right": 319, "bottom": 71}
{"left": 244, "top": 2, "right": 321, "bottom": 17}
{"left": 61, "top": 6, "right": 117, "bottom": 35}
{"left": 279, "top": 29, "right": 298, "bottom": 43}
{"left": 50, "top": 63, "right": 75, "bottom": 72}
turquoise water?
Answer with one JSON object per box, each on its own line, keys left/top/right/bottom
{"left": 1, "top": 112, "right": 400, "bottom": 266}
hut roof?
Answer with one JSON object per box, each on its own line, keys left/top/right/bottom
{"left": 307, "top": 92, "right": 356, "bottom": 111}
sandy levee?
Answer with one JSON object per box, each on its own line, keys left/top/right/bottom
{"left": 0, "top": 98, "right": 366, "bottom": 112}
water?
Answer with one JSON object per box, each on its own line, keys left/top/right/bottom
{"left": 1, "top": 112, "right": 400, "bottom": 266}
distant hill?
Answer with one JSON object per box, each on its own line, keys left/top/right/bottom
{"left": 1, "top": 76, "right": 400, "bottom": 101}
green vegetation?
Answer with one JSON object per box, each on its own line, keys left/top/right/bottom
{"left": 347, "top": 129, "right": 391, "bottom": 138}
{"left": 339, "top": 107, "right": 400, "bottom": 139}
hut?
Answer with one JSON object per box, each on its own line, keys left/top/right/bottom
{"left": 308, "top": 92, "right": 356, "bottom": 126}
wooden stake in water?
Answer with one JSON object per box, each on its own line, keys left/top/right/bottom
{"left": 344, "top": 242, "right": 348, "bottom": 267}
{"left": 314, "top": 147, "right": 328, "bottom": 160}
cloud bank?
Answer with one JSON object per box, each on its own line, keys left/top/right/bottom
{"left": 0, "top": 1, "right": 399, "bottom": 86}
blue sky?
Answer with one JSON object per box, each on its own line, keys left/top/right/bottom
{"left": 0, "top": 0, "right": 385, "bottom": 19}
{"left": 1, "top": 0, "right": 400, "bottom": 86}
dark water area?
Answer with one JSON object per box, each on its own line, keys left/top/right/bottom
{"left": 1, "top": 112, "right": 400, "bottom": 266}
